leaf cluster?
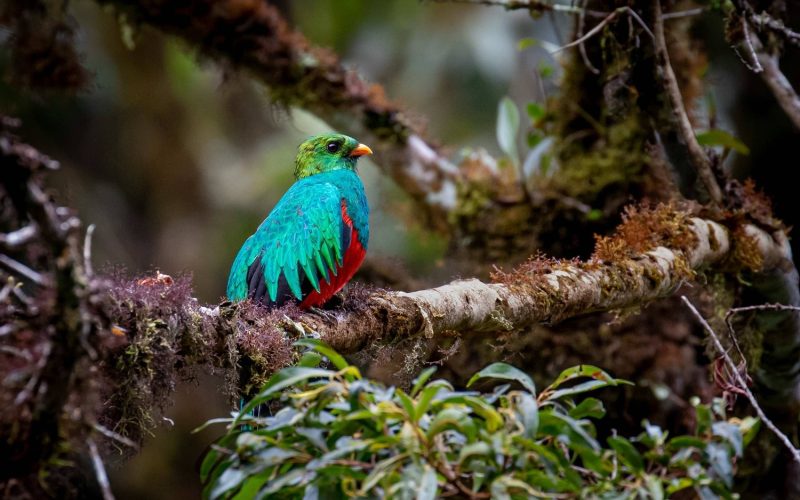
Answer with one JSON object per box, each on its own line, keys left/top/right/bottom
{"left": 201, "top": 341, "right": 757, "bottom": 499}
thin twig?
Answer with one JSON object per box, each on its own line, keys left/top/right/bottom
{"left": 92, "top": 423, "right": 139, "bottom": 450}
{"left": 84, "top": 224, "right": 95, "bottom": 278}
{"left": 724, "top": 303, "right": 800, "bottom": 365}
{"left": 554, "top": 9, "right": 619, "bottom": 52}
{"left": 0, "top": 254, "right": 47, "bottom": 285}
{"left": 745, "top": 9, "right": 800, "bottom": 48}
{"left": 0, "top": 225, "right": 37, "bottom": 250}
{"left": 682, "top": 296, "right": 800, "bottom": 465}
{"left": 757, "top": 50, "right": 800, "bottom": 131}
{"left": 727, "top": 304, "right": 800, "bottom": 316}
{"left": 554, "top": 7, "right": 654, "bottom": 53}
{"left": 740, "top": 17, "right": 764, "bottom": 73}
{"left": 576, "top": 0, "right": 599, "bottom": 74}
{"left": 661, "top": 7, "right": 706, "bottom": 20}
{"left": 653, "top": 0, "right": 724, "bottom": 206}
{"left": 88, "top": 438, "right": 115, "bottom": 500}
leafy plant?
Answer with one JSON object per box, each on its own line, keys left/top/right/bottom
{"left": 497, "top": 96, "right": 521, "bottom": 167}
{"left": 200, "top": 341, "right": 757, "bottom": 499}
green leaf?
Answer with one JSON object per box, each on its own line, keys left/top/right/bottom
{"left": 586, "top": 208, "right": 603, "bottom": 221}
{"left": 491, "top": 475, "right": 539, "bottom": 497}
{"left": 294, "top": 339, "right": 349, "bottom": 371}
{"left": 547, "top": 380, "right": 614, "bottom": 401}
{"left": 517, "top": 38, "right": 538, "bottom": 51}
{"left": 668, "top": 435, "right": 707, "bottom": 450}
{"left": 232, "top": 475, "right": 269, "bottom": 500}
{"left": 297, "top": 351, "right": 323, "bottom": 368}
{"left": 467, "top": 362, "right": 536, "bottom": 396}
{"left": 414, "top": 381, "right": 449, "bottom": 420}
{"left": 666, "top": 477, "right": 694, "bottom": 495}
{"left": 359, "top": 454, "right": 408, "bottom": 494}
{"left": 427, "top": 407, "right": 477, "bottom": 441}
{"left": 210, "top": 468, "right": 246, "bottom": 500}
{"left": 706, "top": 441, "right": 733, "bottom": 488}
{"left": 410, "top": 366, "right": 437, "bottom": 397}
{"left": 738, "top": 416, "right": 761, "bottom": 446}
{"left": 458, "top": 441, "right": 491, "bottom": 465}
{"left": 496, "top": 97, "right": 521, "bottom": 166}
{"left": 396, "top": 389, "right": 416, "bottom": 418}
{"left": 712, "top": 422, "right": 743, "bottom": 457}
{"left": 239, "top": 367, "right": 333, "bottom": 419}
{"left": 569, "top": 397, "right": 605, "bottom": 420}
{"left": 546, "top": 365, "right": 631, "bottom": 391}
{"left": 454, "top": 395, "right": 504, "bottom": 432}
{"left": 696, "top": 129, "right": 750, "bottom": 155}
{"left": 645, "top": 474, "right": 665, "bottom": 500}
{"left": 527, "top": 102, "right": 545, "bottom": 121}
{"left": 608, "top": 436, "right": 644, "bottom": 472}
{"left": 261, "top": 469, "right": 306, "bottom": 494}
{"left": 417, "top": 464, "right": 439, "bottom": 500}
{"left": 540, "top": 412, "right": 600, "bottom": 451}
{"left": 694, "top": 401, "right": 713, "bottom": 436}
{"left": 515, "top": 392, "right": 539, "bottom": 439}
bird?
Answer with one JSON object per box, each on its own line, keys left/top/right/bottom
{"left": 226, "top": 133, "right": 371, "bottom": 309}
{"left": 227, "top": 134, "right": 371, "bottom": 427}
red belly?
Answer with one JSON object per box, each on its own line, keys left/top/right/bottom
{"left": 299, "top": 203, "right": 366, "bottom": 309}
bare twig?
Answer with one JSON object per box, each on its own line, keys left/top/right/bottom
{"left": 84, "top": 224, "right": 95, "bottom": 278}
{"left": 92, "top": 423, "right": 139, "bottom": 450}
{"left": 751, "top": 13, "right": 800, "bottom": 47}
{"left": 682, "top": 296, "right": 800, "bottom": 465}
{"left": 727, "top": 303, "right": 800, "bottom": 317}
{"left": 0, "top": 225, "right": 37, "bottom": 250}
{"left": 661, "top": 7, "right": 707, "bottom": 20}
{"left": 88, "top": 438, "right": 115, "bottom": 500}
{"left": 756, "top": 51, "right": 800, "bottom": 131}
{"left": 739, "top": 18, "right": 764, "bottom": 72}
{"left": 576, "top": 0, "right": 599, "bottom": 75}
{"left": 554, "top": 9, "right": 619, "bottom": 52}
{"left": 0, "top": 253, "right": 48, "bottom": 285}
{"left": 739, "top": 5, "right": 800, "bottom": 48}
{"left": 729, "top": 2, "right": 800, "bottom": 130}
{"left": 653, "top": 0, "right": 724, "bottom": 206}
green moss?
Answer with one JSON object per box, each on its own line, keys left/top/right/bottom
{"left": 550, "top": 114, "right": 649, "bottom": 202}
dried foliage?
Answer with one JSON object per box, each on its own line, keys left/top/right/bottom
{"left": 592, "top": 203, "right": 698, "bottom": 262}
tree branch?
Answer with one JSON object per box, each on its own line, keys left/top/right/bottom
{"left": 653, "top": 0, "right": 723, "bottom": 206}
{"left": 289, "top": 214, "right": 787, "bottom": 354}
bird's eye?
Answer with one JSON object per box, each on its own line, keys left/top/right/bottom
{"left": 326, "top": 142, "right": 340, "bottom": 153}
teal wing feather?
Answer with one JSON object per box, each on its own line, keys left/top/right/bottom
{"left": 226, "top": 180, "right": 344, "bottom": 304}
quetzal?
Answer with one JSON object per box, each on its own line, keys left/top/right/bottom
{"left": 227, "top": 133, "right": 371, "bottom": 308}
{"left": 227, "top": 133, "right": 371, "bottom": 424}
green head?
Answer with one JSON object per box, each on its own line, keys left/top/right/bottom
{"left": 294, "top": 133, "right": 373, "bottom": 179}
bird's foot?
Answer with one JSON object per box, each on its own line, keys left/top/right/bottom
{"left": 310, "top": 307, "right": 339, "bottom": 323}
{"left": 322, "top": 293, "right": 345, "bottom": 310}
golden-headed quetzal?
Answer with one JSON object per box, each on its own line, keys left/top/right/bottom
{"left": 227, "top": 133, "right": 372, "bottom": 309}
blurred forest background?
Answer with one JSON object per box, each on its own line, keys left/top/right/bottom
{"left": 2, "top": 0, "right": 799, "bottom": 497}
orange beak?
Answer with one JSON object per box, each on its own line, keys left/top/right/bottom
{"left": 349, "top": 143, "right": 373, "bottom": 158}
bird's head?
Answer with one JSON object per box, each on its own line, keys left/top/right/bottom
{"left": 294, "top": 133, "right": 373, "bottom": 179}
